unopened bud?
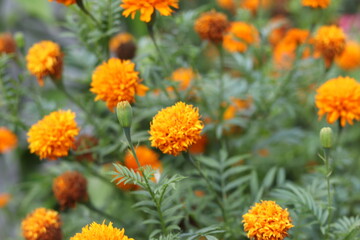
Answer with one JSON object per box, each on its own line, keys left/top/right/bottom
{"left": 320, "top": 127, "right": 333, "bottom": 148}
{"left": 116, "top": 101, "right": 132, "bottom": 128}
{"left": 14, "top": 32, "right": 25, "bottom": 49}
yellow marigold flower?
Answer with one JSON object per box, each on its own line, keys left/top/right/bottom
{"left": 336, "top": 41, "right": 360, "bottom": 71}
{"left": 170, "top": 68, "right": 195, "bottom": 90}
{"left": 302, "top": 0, "right": 330, "bottom": 8}
{"left": 109, "top": 33, "right": 136, "bottom": 60}
{"left": 27, "top": 110, "right": 80, "bottom": 160}
{"left": 26, "top": 41, "right": 63, "bottom": 86}
{"left": 70, "top": 221, "right": 134, "bottom": 240}
{"left": 22, "top": 208, "right": 62, "bottom": 240}
{"left": 121, "top": 0, "right": 179, "bottom": 23}
{"left": 90, "top": 58, "right": 148, "bottom": 111}
{"left": 149, "top": 102, "right": 204, "bottom": 156}
{"left": 314, "top": 25, "right": 346, "bottom": 66}
{"left": 0, "top": 193, "right": 11, "bottom": 208}
{"left": 48, "top": 0, "right": 76, "bottom": 6}
{"left": 316, "top": 76, "right": 360, "bottom": 127}
{"left": 53, "top": 171, "right": 88, "bottom": 209}
{"left": 0, "top": 33, "right": 16, "bottom": 54}
{"left": 0, "top": 127, "right": 17, "bottom": 153}
{"left": 223, "top": 22, "right": 259, "bottom": 53}
{"left": 194, "top": 11, "right": 229, "bottom": 43}
{"left": 242, "top": 200, "right": 294, "bottom": 240}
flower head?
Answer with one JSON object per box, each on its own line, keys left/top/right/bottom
{"left": 74, "top": 135, "right": 98, "bottom": 162}
{"left": 27, "top": 110, "right": 80, "bottom": 160}
{"left": 0, "top": 127, "right": 17, "bottom": 153}
{"left": 53, "top": 171, "right": 88, "bottom": 209}
{"left": 217, "top": 0, "right": 236, "bottom": 11}
{"left": 121, "top": 0, "right": 179, "bottom": 22}
{"left": 48, "top": 0, "right": 76, "bottom": 6}
{"left": 0, "top": 193, "right": 11, "bottom": 208}
{"left": 194, "top": 11, "right": 229, "bottom": 43}
{"left": 0, "top": 33, "right": 16, "bottom": 54}
{"left": 336, "top": 41, "right": 360, "bottom": 71}
{"left": 170, "top": 68, "right": 195, "bottom": 90}
{"left": 189, "top": 135, "right": 208, "bottom": 154}
{"left": 316, "top": 76, "right": 360, "bottom": 127}
{"left": 149, "top": 102, "right": 204, "bottom": 156}
{"left": 22, "top": 208, "right": 62, "bottom": 240}
{"left": 109, "top": 33, "right": 136, "bottom": 60}
{"left": 241, "top": 0, "right": 270, "bottom": 14}
{"left": 223, "top": 22, "right": 259, "bottom": 53}
{"left": 242, "top": 200, "right": 294, "bottom": 240}
{"left": 26, "top": 41, "right": 63, "bottom": 86}
{"left": 90, "top": 58, "right": 148, "bottom": 111}
{"left": 302, "top": 0, "right": 330, "bottom": 8}
{"left": 70, "top": 221, "right": 134, "bottom": 240}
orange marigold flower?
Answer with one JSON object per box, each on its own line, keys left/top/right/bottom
{"left": 149, "top": 102, "right": 204, "bottom": 156}
{"left": 121, "top": 0, "right": 179, "bottom": 23}
{"left": 71, "top": 221, "right": 134, "bottom": 240}
{"left": 0, "top": 33, "right": 16, "bottom": 54}
{"left": 26, "top": 41, "right": 63, "bottom": 86}
{"left": 27, "top": 110, "right": 80, "bottom": 160}
{"left": 0, "top": 193, "right": 11, "bottom": 208}
{"left": 48, "top": 0, "right": 76, "bottom": 6}
{"left": 302, "top": 0, "right": 330, "bottom": 8}
{"left": 241, "top": 0, "right": 270, "bottom": 14}
{"left": 242, "top": 200, "right": 294, "bottom": 240}
{"left": 314, "top": 25, "right": 346, "bottom": 66}
{"left": 335, "top": 41, "right": 360, "bottom": 71}
{"left": 91, "top": 58, "right": 148, "bottom": 111}
{"left": 189, "top": 134, "right": 208, "bottom": 154}
{"left": 171, "top": 68, "right": 195, "bottom": 90}
{"left": 0, "top": 127, "right": 17, "bottom": 153}
{"left": 268, "top": 16, "right": 291, "bottom": 47}
{"left": 316, "top": 76, "right": 360, "bottom": 127}
{"left": 22, "top": 208, "right": 62, "bottom": 240}
{"left": 223, "top": 97, "right": 252, "bottom": 120}
{"left": 53, "top": 171, "right": 88, "bottom": 209}
{"left": 217, "top": 0, "right": 236, "bottom": 11}
{"left": 109, "top": 33, "right": 136, "bottom": 60}
{"left": 223, "top": 21, "right": 259, "bottom": 53}
{"left": 74, "top": 134, "right": 98, "bottom": 162}
{"left": 194, "top": 11, "right": 229, "bottom": 43}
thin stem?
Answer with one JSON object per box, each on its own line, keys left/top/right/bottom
{"left": 82, "top": 202, "right": 123, "bottom": 223}
{"left": 323, "top": 148, "right": 332, "bottom": 240}
{"left": 216, "top": 44, "right": 225, "bottom": 124}
{"left": 76, "top": 0, "right": 101, "bottom": 28}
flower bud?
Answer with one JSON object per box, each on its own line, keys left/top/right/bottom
{"left": 320, "top": 127, "right": 333, "bottom": 148}
{"left": 116, "top": 101, "right": 132, "bottom": 128}
{"left": 14, "top": 32, "right": 25, "bottom": 49}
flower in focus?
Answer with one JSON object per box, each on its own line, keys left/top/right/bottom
{"left": 91, "top": 58, "right": 148, "bottom": 111}
{"left": 314, "top": 25, "right": 346, "bottom": 66}
{"left": 74, "top": 134, "right": 98, "bottom": 162}
{"left": 241, "top": 0, "right": 270, "bottom": 14}
{"left": 0, "top": 193, "right": 11, "bottom": 208}
{"left": 0, "top": 127, "right": 17, "bottom": 153}
{"left": 109, "top": 33, "right": 136, "bottom": 60}
{"left": 242, "top": 200, "right": 294, "bottom": 240}
{"left": 302, "top": 0, "right": 330, "bottom": 8}
{"left": 53, "top": 171, "right": 88, "bottom": 209}
{"left": 194, "top": 11, "right": 229, "bottom": 43}
{"left": 149, "top": 102, "right": 204, "bottom": 156}
{"left": 316, "top": 76, "right": 360, "bottom": 127}
{"left": 22, "top": 208, "right": 62, "bottom": 240}
{"left": 121, "top": 0, "right": 179, "bottom": 23}
{"left": 223, "top": 22, "right": 259, "bottom": 53}
{"left": 170, "top": 68, "right": 195, "bottom": 90}
{"left": 0, "top": 33, "right": 16, "bottom": 54}
{"left": 114, "top": 146, "right": 162, "bottom": 190}
{"left": 27, "top": 110, "right": 80, "bottom": 160}
{"left": 335, "top": 41, "right": 360, "bottom": 71}
{"left": 26, "top": 41, "right": 63, "bottom": 86}
{"left": 48, "top": 0, "right": 76, "bottom": 6}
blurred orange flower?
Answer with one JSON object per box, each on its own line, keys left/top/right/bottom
{"left": 170, "top": 68, "right": 195, "bottom": 90}
{"left": 335, "top": 41, "right": 360, "bottom": 71}
{"left": 302, "top": 0, "right": 330, "bottom": 8}
{"left": 0, "top": 33, "right": 16, "bottom": 54}
{"left": 194, "top": 11, "right": 229, "bottom": 43}
{"left": 189, "top": 134, "right": 208, "bottom": 154}
{"left": 241, "top": 0, "right": 270, "bottom": 14}
{"left": 109, "top": 33, "right": 136, "bottom": 60}
{"left": 48, "top": 0, "right": 76, "bottom": 6}
{"left": 223, "top": 97, "right": 252, "bottom": 120}
{"left": 223, "top": 21, "right": 259, "bottom": 53}
{"left": 216, "top": 0, "right": 236, "bottom": 11}
{"left": 0, "top": 127, "right": 17, "bottom": 153}
{"left": 0, "top": 193, "right": 11, "bottom": 208}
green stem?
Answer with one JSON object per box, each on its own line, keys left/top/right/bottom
{"left": 76, "top": 0, "right": 101, "bottom": 28}
{"left": 323, "top": 148, "right": 332, "bottom": 240}
{"left": 216, "top": 44, "right": 225, "bottom": 124}
{"left": 82, "top": 202, "right": 123, "bottom": 223}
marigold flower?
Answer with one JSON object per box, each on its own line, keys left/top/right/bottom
{"left": 90, "top": 58, "right": 148, "bottom": 111}
{"left": 121, "top": 0, "right": 179, "bottom": 23}
{"left": 48, "top": 0, "right": 76, "bottom": 6}
{"left": 27, "top": 110, "right": 80, "bottom": 160}
{"left": 194, "top": 11, "right": 229, "bottom": 43}
{"left": 217, "top": 0, "right": 236, "bottom": 12}
{"left": 241, "top": 0, "right": 270, "bottom": 14}
{"left": 302, "top": 0, "right": 330, "bottom": 8}
{"left": 0, "top": 193, "right": 11, "bottom": 208}
{"left": 53, "top": 171, "right": 88, "bottom": 209}
{"left": 170, "top": 68, "right": 195, "bottom": 90}
{"left": 223, "top": 22, "right": 259, "bottom": 53}
{"left": 74, "top": 134, "right": 98, "bottom": 162}
{"left": 0, "top": 127, "right": 17, "bottom": 153}
{"left": 149, "top": 102, "right": 204, "bottom": 156}
{"left": 22, "top": 208, "right": 62, "bottom": 240}
{"left": 0, "top": 33, "right": 16, "bottom": 54}
{"left": 223, "top": 97, "right": 252, "bottom": 120}
{"left": 109, "top": 33, "right": 136, "bottom": 60}
{"left": 335, "top": 41, "right": 360, "bottom": 71}
{"left": 316, "top": 76, "right": 360, "bottom": 127}
{"left": 189, "top": 135, "right": 208, "bottom": 154}
{"left": 242, "top": 200, "right": 294, "bottom": 240}
{"left": 26, "top": 41, "right": 63, "bottom": 86}
{"left": 268, "top": 16, "right": 291, "bottom": 47}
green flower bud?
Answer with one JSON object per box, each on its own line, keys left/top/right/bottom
{"left": 116, "top": 101, "right": 132, "bottom": 128}
{"left": 320, "top": 127, "right": 333, "bottom": 148}
{"left": 14, "top": 32, "right": 25, "bottom": 49}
